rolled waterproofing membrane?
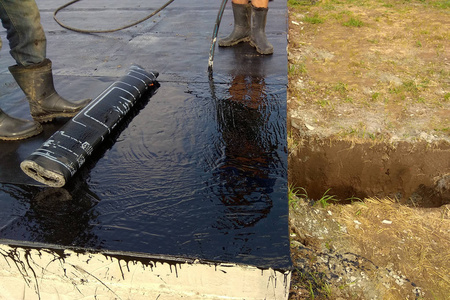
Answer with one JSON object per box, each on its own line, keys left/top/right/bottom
{"left": 20, "top": 66, "right": 159, "bottom": 187}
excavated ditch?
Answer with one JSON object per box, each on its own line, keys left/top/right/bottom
{"left": 288, "top": 136, "right": 450, "bottom": 207}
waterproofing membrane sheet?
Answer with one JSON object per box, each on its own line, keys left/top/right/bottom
{"left": 0, "top": 0, "right": 290, "bottom": 269}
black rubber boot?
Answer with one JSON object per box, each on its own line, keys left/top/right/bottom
{"left": 9, "top": 59, "right": 90, "bottom": 123}
{"left": 0, "top": 109, "right": 42, "bottom": 141}
{"left": 219, "top": 2, "right": 251, "bottom": 47}
{"left": 250, "top": 5, "right": 274, "bottom": 55}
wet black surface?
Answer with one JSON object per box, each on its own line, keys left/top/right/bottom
{"left": 0, "top": 0, "right": 290, "bottom": 269}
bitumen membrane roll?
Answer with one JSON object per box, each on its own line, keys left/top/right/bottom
{"left": 20, "top": 66, "right": 158, "bottom": 187}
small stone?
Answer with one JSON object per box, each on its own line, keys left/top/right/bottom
{"left": 305, "top": 123, "right": 315, "bottom": 130}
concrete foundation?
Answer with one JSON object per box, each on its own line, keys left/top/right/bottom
{"left": 0, "top": 243, "right": 290, "bottom": 299}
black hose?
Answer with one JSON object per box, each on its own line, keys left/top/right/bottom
{"left": 54, "top": 0, "right": 228, "bottom": 72}
{"left": 208, "top": 0, "right": 229, "bottom": 72}
{"left": 53, "top": 0, "right": 176, "bottom": 33}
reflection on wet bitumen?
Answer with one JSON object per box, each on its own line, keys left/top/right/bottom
{"left": 209, "top": 75, "right": 277, "bottom": 230}
{"left": 0, "top": 75, "right": 290, "bottom": 269}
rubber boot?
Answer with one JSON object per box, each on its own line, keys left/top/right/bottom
{"left": 0, "top": 109, "right": 42, "bottom": 141}
{"left": 219, "top": 3, "right": 251, "bottom": 47}
{"left": 9, "top": 59, "right": 90, "bottom": 123}
{"left": 250, "top": 5, "right": 274, "bottom": 55}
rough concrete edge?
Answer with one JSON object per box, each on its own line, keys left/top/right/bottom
{"left": 0, "top": 241, "right": 291, "bottom": 300}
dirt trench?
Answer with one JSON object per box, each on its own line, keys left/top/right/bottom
{"left": 288, "top": 137, "right": 450, "bottom": 207}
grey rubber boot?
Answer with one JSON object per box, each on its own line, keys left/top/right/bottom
{"left": 9, "top": 59, "right": 90, "bottom": 123}
{"left": 219, "top": 3, "right": 251, "bottom": 47}
{"left": 0, "top": 109, "right": 42, "bottom": 140}
{"left": 250, "top": 5, "right": 273, "bottom": 55}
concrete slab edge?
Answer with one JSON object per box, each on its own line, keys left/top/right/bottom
{"left": 0, "top": 242, "right": 291, "bottom": 300}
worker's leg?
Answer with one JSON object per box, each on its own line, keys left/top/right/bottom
{"left": 219, "top": 0, "right": 251, "bottom": 47}
{"left": 0, "top": 0, "right": 46, "bottom": 66}
{"left": 1, "top": 0, "right": 90, "bottom": 126}
{"left": 0, "top": 0, "right": 43, "bottom": 140}
{"left": 250, "top": 0, "right": 273, "bottom": 54}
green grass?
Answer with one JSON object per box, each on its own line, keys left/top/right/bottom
{"left": 315, "top": 189, "right": 338, "bottom": 208}
{"left": 434, "top": 127, "right": 449, "bottom": 133}
{"left": 289, "top": 185, "right": 308, "bottom": 208}
{"left": 296, "top": 270, "right": 333, "bottom": 299}
{"left": 316, "top": 99, "right": 331, "bottom": 107}
{"left": 333, "top": 82, "right": 348, "bottom": 93}
{"left": 371, "top": 92, "right": 380, "bottom": 101}
{"left": 344, "top": 97, "right": 354, "bottom": 103}
{"left": 288, "top": 0, "right": 302, "bottom": 7}
{"left": 289, "top": 0, "right": 450, "bottom": 11}
{"left": 432, "top": 0, "right": 450, "bottom": 9}
{"left": 303, "top": 13, "right": 325, "bottom": 24}
{"left": 444, "top": 93, "right": 450, "bottom": 102}
{"left": 389, "top": 80, "right": 421, "bottom": 98}
{"left": 343, "top": 17, "right": 364, "bottom": 27}
{"left": 337, "top": 122, "right": 383, "bottom": 141}
{"left": 289, "top": 62, "right": 307, "bottom": 76}
{"left": 288, "top": 0, "right": 316, "bottom": 7}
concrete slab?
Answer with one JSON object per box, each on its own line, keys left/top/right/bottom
{"left": 0, "top": 0, "right": 291, "bottom": 298}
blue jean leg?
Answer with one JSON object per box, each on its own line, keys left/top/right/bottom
{"left": 0, "top": 0, "right": 46, "bottom": 66}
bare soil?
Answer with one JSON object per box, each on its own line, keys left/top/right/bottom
{"left": 286, "top": 0, "right": 449, "bottom": 299}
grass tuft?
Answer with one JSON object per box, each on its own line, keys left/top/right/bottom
{"left": 303, "top": 13, "right": 325, "bottom": 24}
{"left": 289, "top": 185, "right": 308, "bottom": 208}
{"left": 289, "top": 62, "right": 308, "bottom": 76}
{"left": 315, "top": 189, "right": 338, "bottom": 208}
{"left": 343, "top": 17, "right": 364, "bottom": 27}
